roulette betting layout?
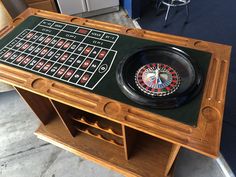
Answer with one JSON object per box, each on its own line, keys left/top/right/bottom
{"left": 0, "top": 18, "right": 118, "bottom": 90}
{"left": 0, "top": 16, "right": 212, "bottom": 126}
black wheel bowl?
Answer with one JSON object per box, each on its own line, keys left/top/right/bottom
{"left": 116, "top": 46, "right": 203, "bottom": 109}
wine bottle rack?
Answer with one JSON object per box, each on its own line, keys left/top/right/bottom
{"left": 69, "top": 110, "right": 123, "bottom": 138}
{"left": 68, "top": 108, "right": 124, "bottom": 148}
{"left": 74, "top": 123, "right": 124, "bottom": 148}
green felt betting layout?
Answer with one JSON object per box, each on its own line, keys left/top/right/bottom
{"left": 0, "top": 18, "right": 118, "bottom": 90}
{"left": 0, "top": 16, "right": 212, "bottom": 126}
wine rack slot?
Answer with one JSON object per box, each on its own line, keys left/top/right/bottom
{"left": 68, "top": 109, "right": 123, "bottom": 138}
{"left": 74, "top": 122, "right": 124, "bottom": 148}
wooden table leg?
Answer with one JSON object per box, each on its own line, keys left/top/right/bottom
{"left": 15, "top": 87, "right": 57, "bottom": 125}
{"left": 164, "top": 144, "right": 181, "bottom": 176}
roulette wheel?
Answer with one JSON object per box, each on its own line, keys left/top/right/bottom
{"left": 116, "top": 46, "right": 203, "bottom": 109}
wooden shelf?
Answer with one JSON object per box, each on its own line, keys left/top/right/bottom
{"left": 71, "top": 115, "right": 123, "bottom": 138}
{"left": 35, "top": 115, "right": 173, "bottom": 177}
{"left": 68, "top": 109, "right": 123, "bottom": 138}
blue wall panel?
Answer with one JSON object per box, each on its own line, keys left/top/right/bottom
{"left": 120, "top": 0, "right": 142, "bottom": 19}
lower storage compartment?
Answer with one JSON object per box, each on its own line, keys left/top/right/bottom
{"left": 17, "top": 90, "right": 176, "bottom": 177}
{"left": 35, "top": 114, "right": 174, "bottom": 177}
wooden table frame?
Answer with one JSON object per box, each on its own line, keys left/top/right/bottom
{"left": 0, "top": 8, "right": 231, "bottom": 177}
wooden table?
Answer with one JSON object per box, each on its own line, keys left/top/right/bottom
{"left": 0, "top": 8, "right": 231, "bottom": 177}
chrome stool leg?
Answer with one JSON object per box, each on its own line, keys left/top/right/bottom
{"left": 165, "top": 5, "right": 171, "bottom": 23}
{"left": 186, "top": 4, "right": 189, "bottom": 17}
{"left": 156, "top": 0, "right": 163, "bottom": 16}
{"left": 157, "top": 1, "right": 162, "bottom": 9}
{"left": 156, "top": 0, "right": 160, "bottom": 9}
{"left": 185, "top": 4, "right": 189, "bottom": 23}
{"left": 164, "top": 0, "right": 174, "bottom": 26}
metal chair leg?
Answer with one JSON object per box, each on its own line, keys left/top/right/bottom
{"left": 164, "top": 5, "right": 171, "bottom": 25}
{"left": 185, "top": 4, "right": 189, "bottom": 22}
{"left": 156, "top": 1, "right": 163, "bottom": 16}
{"left": 155, "top": 0, "right": 159, "bottom": 9}
{"left": 186, "top": 4, "right": 189, "bottom": 17}
{"left": 157, "top": 1, "right": 162, "bottom": 9}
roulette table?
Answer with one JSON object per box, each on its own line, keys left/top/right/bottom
{"left": 0, "top": 8, "right": 231, "bottom": 177}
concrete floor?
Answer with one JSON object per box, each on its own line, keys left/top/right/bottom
{"left": 0, "top": 91, "right": 227, "bottom": 177}
{"left": 91, "top": 8, "right": 135, "bottom": 28}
